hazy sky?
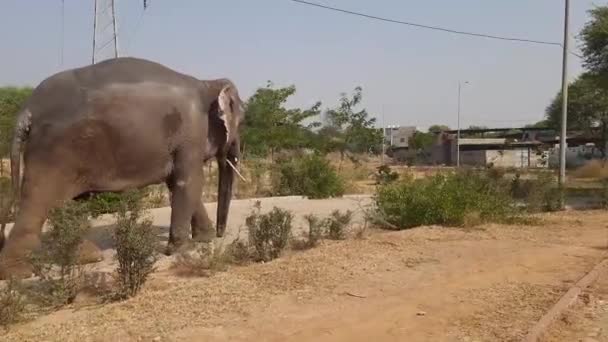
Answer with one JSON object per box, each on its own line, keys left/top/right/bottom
{"left": 0, "top": 0, "right": 596, "bottom": 130}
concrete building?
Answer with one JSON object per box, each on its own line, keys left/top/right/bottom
{"left": 384, "top": 126, "right": 416, "bottom": 148}
{"left": 547, "top": 143, "right": 604, "bottom": 169}
{"left": 384, "top": 126, "right": 418, "bottom": 162}
{"left": 429, "top": 133, "right": 548, "bottom": 168}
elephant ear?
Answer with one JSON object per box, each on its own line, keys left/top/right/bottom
{"left": 217, "top": 84, "right": 242, "bottom": 146}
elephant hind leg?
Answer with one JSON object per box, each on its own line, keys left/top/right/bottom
{"left": 165, "top": 148, "right": 203, "bottom": 254}
{"left": 0, "top": 169, "right": 81, "bottom": 280}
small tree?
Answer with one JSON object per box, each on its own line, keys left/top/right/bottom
{"left": 580, "top": 6, "right": 608, "bottom": 84}
{"left": 112, "top": 191, "right": 158, "bottom": 299}
{"left": 428, "top": 124, "right": 450, "bottom": 133}
{"left": 243, "top": 82, "right": 321, "bottom": 159}
{"left": 545, "top": 73, "right": 608, "bottom": 158}
{"left": 322, "top": 87, "right": 383, "bottom": 160}
{"left": 30, "top": 201, "right": 91, "bottom": 306}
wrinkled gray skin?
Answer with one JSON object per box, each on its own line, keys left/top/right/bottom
{"left": 0, "top": 57, "right": 244, "bottom": 279}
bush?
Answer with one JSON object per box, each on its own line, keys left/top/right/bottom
{"left": 304, "top": 214, "right": 324, "bottom": 247}
{"left": 225, "top": 238, "right": 252, "bottom": 265}
{"left": 293, "top": 214, "right": 324, "bottom": 250}
{"left": 111, "top": 192, "right": 158, "bottom": 300}
{"left": 511, "top": 172, "right": 562, "bottom": 212}
{"left": 273, "top": 154, "right": 345, "bottom": 199}
{"left": 375, "top": 165, "right": 399, "bottom": 185}
{"left": 83, "top": 188, "right": 151, "bottom": 218}
{"left": 323, "top": 210, "right": 353, "bottom": 240}
{"left": 172, "top": 242, "right": 230, "bottom": 277}
{"left": 246, "top": 202, "right": 293, "bottom": 262}
{"left": 29, "top": 200, "right": 90, "bottom": 306}
{"left": 0, "top": 176, "right": 13, "bottom": 251}
{"left": 375, "top": 170, "right": 518, "bottom": 229}
{"left": 0, "top": 278, "right": 26, "bottom": 329}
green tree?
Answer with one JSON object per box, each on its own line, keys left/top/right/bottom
{"left": 524, "top": 120, "right": 550, "bottom": 128}
{"left": 408, "top": 131, "right": 435, "bottom": 150}
{"left": 322, "top": 86, "right": 382, "bottom": 158}
{"left": 580, "top": 6, "right": 608, "bottom": 84}
{"left": 408, "top": 130, "right": 436, "bottom": 164}
{"left": 0, "top": 87, "right": 32, "bottom": 250}
{"left": 0, "top": 87, "right": 33, "bottom": 158}
{"left": 242, "top": 82, "right": 321, "bottom": 159}
{"left": 545, "top": 73, "right": 608, "bottom": 156}
{"left": 428, "top": 124, "right": 450, "bottom": 133}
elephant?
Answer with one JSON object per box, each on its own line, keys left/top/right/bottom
{"left": 0, "top": 57, "right": 244, "bottom": 279}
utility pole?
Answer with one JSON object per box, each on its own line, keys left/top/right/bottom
{"left": 111, "top": 0, "right": 120, "bottom": 58}
{"left": 456, "top": 81, "right": 469, "bottom": 167}
{"left": 92, "top": 0, "right": 97, "bottom": 64}
{"left": 558, "top": 0, "right": 570, "bottom": 188}
{"left": 381, "top": 109, "right": 385, "bottom": 165}
{"left": 60, "top": 0, "right": 65, "bottom": 66}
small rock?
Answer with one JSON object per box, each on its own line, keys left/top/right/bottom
{"left": 152, "top": 337, "right": 161, "bottom": 342}
{"left": 416, "top": 311, "right": 426, "bottom": 316}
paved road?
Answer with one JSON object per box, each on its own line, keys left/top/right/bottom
{"left": 4, "top": 195, "right": 372, "bottom": 239}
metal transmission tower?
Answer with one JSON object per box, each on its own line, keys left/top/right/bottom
{"left": 92, "top": 0, "right": 119, "bottom": 64}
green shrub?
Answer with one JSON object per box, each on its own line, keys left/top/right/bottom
{"left": 375, "top": 165, "right": 399, "bottom": 185}
{"left": 375, "top": 170, "right": 518, "bottom": 229}
{"left": 323, "top": 210, "right": 353, "bottom": 240}
{"left": 246, "top": 202, "right": 293, "bottom": 262}
{"left": 84, "top": 189, "right": 150, "bottom": 218}
{"left": 274, "top": 154, "right": 345, "bottom": 199}
{"left": 0, "top": 278, "right": 26, "bottom": 329}
{"left": 0, "top": 176, "right": 13, "bottom": 251}
{"left": 293, "top": 214, "right": 324, "bottom": 250}
{"left": 511, "top": 172, "right": 562, "bottom": 212}
{"left": 304, "top": 214, "right": 324, "bottom": 247}
{"left": 29, "top": 200, "right": 90, "bottom": 306}
{"left": 111, "top": 192, "right": 158, "bottom": 300}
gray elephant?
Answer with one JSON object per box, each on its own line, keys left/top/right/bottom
{"left": 0, "top": 57, "right": 244, "bottom": 279}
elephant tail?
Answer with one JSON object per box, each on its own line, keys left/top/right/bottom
{"left": 10, "top": 108, "right": 32, "bottom": 204}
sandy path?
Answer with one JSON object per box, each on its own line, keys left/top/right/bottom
{"left": 542, "top": 264, "right": 608, "bottom": 342}
{"left": 1, "top": 198, "right": 607, "bottom": 342}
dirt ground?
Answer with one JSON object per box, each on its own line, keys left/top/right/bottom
{"left": 542, "top": 265, "right": 608, "bottom": 342}
{"left": 1, "top": 196, "right": 607, "bottom": 342}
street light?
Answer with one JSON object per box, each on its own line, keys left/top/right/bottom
{"left": 456, "top": 81, "right": 469, "bottom": 167}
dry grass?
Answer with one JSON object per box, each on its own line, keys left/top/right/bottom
{"left": 0, "top": 279, "right": 26, "bottom": 329}
{"left": 172, "top": 242, "right": 231, "bottom": 278}
{"left": 571, "top": 160, "right": 608, "bottom": 179}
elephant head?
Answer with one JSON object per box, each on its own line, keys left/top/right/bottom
{"left": 206, "top": 80, "right": 245, "bottom": 237}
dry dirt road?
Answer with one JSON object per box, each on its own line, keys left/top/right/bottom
{"left": 1, "top": 196, "right": 607, "bottom": 342}
{"left": 542, "top": 265, "right": 608, "bottom": 342}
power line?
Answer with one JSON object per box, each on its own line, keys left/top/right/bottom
{"left": 288, "top": 0, "right": 581, "bottom": 57}
{"left": 60, "top": 0, "right": 65, "bottom": 66}
{"left": 124, "top": 2, "right": 149, "bottom": 53}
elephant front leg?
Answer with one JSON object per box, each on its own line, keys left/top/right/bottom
{"left": 191, "top": 201, "right": 215, "bottom": 242}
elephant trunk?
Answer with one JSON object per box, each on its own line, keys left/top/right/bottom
{"left": 216, "top": 140, "right": 239, "bottom": 237}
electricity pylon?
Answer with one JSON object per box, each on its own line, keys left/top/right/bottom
{"left": 92, "top": 0, "right": 119, "bottom": 64}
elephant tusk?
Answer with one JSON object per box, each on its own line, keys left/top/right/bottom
{"left": 226, "top": 159, "right": 248, "bottom": 183}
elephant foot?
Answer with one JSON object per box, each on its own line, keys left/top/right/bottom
{"left": 77, "top": 240, "right": 104, "bottom": 265}
{"left": 192, "top": 227, "right": 216, "bottom": 243}
{"left": 164, "top": 239, "right": 195, "bottom": 256}
{"left": 0, "top": 257, "right": 34, "bottom": 280}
